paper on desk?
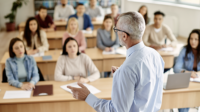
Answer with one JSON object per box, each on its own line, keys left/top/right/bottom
{"left": 3, "top": 90, "right": 32, "bottom": 99}
{"left": 190, "top": 77, "right": 200, "bottom": 82}
{"left": 82, "top": 30, "right": 93, "bottom": 34}
{"left": 159, "top": 47, "right": 174, "bottom": 52}
{"left": 31, "top": 52, "right": 45, "bottom": 57}
{"left": 115, "top": 48, "right": 127, "bottom": 55}
{"left": 60, "top": 82, "right": 101, "bottom": 94}
{"left": 102, "top": 50, "right": 116, "bottom": 55}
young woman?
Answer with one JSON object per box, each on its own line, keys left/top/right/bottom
{"left": 5, "top": 38, "right": 39, "bottom": 90}
{"left": 97, "top": 15, "right": 119, "bottom": 52}
{"left": 138, "top": 5, "right": 149, "bottom": 25}
{"left": 63, "top": 17, "right": 86, "bottom": 52}
{"left": 55, "top": 37, "right": 100, "bottom": 82}
{"left": 174, "top": 29, "right": 200, "bottom": 112}
{"left": 20, "top": 17, "right": 49, "bottom": 55}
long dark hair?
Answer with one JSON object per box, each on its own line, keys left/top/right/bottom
{"left": 9, "top": 38, "right": 27, "bottom": 58}
{"left": 23, "top": 17, "right": 42, "bottom": 47}
{"left": 185, "top": 29, "right": 200, "bottom": 62}
{"left": 138, "top": 5, "right": 148, "bottom": 25}
{"left": 62, "top": 37, "right": 80, "bottom": 56}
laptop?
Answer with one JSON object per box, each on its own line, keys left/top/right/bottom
{"left": 163, "top": 73, "right": 191, "bottom": 90}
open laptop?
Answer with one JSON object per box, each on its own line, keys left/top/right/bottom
{"left": 163, "top": 73, "right": 191, "bottom": 90}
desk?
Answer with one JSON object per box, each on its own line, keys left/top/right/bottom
{"left": 18, "top": 20, "right": 103, "bottom": 32}
{"left": 0, "top": 79, "right": 200, "bottom": 112}
{"left": 46, "top": 31, "right": 97, "bottom": 49}
{"left": 0, "top": 48, "right": 175, "bottom": 80}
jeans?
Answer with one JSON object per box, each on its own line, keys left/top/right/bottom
{"left": 178, "top": 108, "right": 189, "bottom": 112}
{"left": 104, "top": 72, "right": 111, "bottom": 77}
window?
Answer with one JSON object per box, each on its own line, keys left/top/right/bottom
{"left": 180, "top": 0, "right": 200, "bottom": 5}
{"left": 155, "top": 0, "right": 200, "bottom": 7}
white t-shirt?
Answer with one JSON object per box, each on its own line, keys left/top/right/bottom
{"left": 154, "top": 27, "right": 162, "bottom": 33}
{"left": 54, "top": 5, "right": 75, "bottom": 21}
{"left": 78, "top": 16, "right": 84, "bottom": 30}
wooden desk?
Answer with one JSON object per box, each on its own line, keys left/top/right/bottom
{"left": 0, "top": 79, "right": 200, "bottom": 112}
{"left": 18, "top": 20, "right": 103, "bottom": 32}
{"left": 0, "top": 48, "right": 175, "bottom": 80}
{"left": 46, "top": 31, "right": 97, "bottom": 49}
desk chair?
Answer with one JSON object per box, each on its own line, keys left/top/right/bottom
{"left": 2, "top": 67, "right": 45, "bottom": 83}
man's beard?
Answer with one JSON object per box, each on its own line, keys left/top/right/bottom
{"left": 62, "top": 4, "right": 66, "bottom": 7}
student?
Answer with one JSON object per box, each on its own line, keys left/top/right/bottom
{"left": 97, "top": 15, "right": 119, "bottom": 77}
{"left": 142, "top": 11, "right": 177, "bottom": 49}
{"left": 54, "top": 37, "right": 100, "bottom": 82}
{"left": 106, "top": 4, "right": 120, "bottom": 26}
{"left": 138, "top": 5, "right": 150, "bottom": 25}
{"left": 68, "top": 3, "right": 93, "bottom": 31}
{"left": 19, "top": 17, "right": 49, "bottom": 55}
{"left": 63, "top": 17, "right": 86, "bottom": 52}
{"left": 54, "top": 0, "right": 75, "bottom": 21}
{"left": 174, "top": 29, "right": 200, "bottom": 112}
{"left": 35, "top": 6, "right": 55, "bottom": 31}
{"left": 85, "top": 0, "right": 104, "bottom": 21}
{"left": 5, "top": 38, "right": 39, "bottom": 90}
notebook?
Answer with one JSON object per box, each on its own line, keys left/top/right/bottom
{"left": 33, "top": 85, "right": 53, "bottom": 96}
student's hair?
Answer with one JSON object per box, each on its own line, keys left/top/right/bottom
{"left": 39, "top": 6, "right": 47, "bottom": 11}
{"left": 185, "top": 29, "right": 200, "bottom": 62}
{"left": 138, "top": 5, "right": 148, "bottom": 25}
{"left": 62, "top": 37, "right": 80, "bottom": 56}
{"left": 154, "top": 11, "right": 165, "bottom": 17}
{"left": 23, "top": 17, "right": 42, "bottom": 47}
{"left": 101, "top": 15, "right": 116, "bottom": 41}
{"left": 9, "top": 38, "right": 27, "bottom": 58}
{"left": 66, "top": 17, "right": 79, "bottom": 34}
{"left": 111, "top": 4, "right": 118, "bottom": 7}
{"left": 76, "top": 3, "right": 84, "bottom": 9}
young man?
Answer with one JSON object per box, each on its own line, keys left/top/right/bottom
{"left": 142, "top": 11, "right": 177, "bottom": 49}
{"left": 68, "top": 3, "right": 93, "bottom": 31}
{"left": 85, "top": 0, "right": 104, "bottom": 21}
{"left": 107, "top": 4, "right": 120, "bottom": 26}
{"left": 35, "top": 6, "right": 55, "bottom": 32}
{"left": 54, "top": 0, "right": 75, "bottom": 21}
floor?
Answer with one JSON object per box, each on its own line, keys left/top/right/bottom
{"left": 0, "top": 31, "right": 198, "bottom": 112}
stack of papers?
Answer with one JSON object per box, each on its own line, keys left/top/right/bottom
{"left": 102, "top": 50, "right": 116, "bottom": 55}
{"left": 190, "top": 78, "right": 200, "bottom": 82}
{"left": 60, "top": 82, "right": 101, "bottom": 94}
{"left": 31, "top": 52, "right": 45, "bottom": 57}
{"left": 102, "top": 47, "right": 127, "bottom": 55}
{"left": 82, "top": 30, "right": 93, "bottom": 34}
{"left": 159, "top": 47, "right": 174, "bottom": 52}
{"left": 3, "top": 90, "right": 32, "bottom": 99}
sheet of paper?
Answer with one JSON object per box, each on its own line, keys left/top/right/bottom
{"left": 159, "top": 47, "right": 174, "bottom": 52}
{"left": 31, "top": 52, "right": 45, "bottom": 57}
{"left": 82, "top": 30, "right": 93, "bottom": 34}
{"left": 3, "top": 90, "right": 32, "bottom": 99}
{"left": 102, "top": 50, "right": 116, "bottom": 55}
{"left": 60, "top": 82, "right": 101, "bottom": 94}
{"left": 190, "top": 77, "right": 200, "bottom": 82}
{"left": 115, "top": 48, "right": 127, "bottom": 55}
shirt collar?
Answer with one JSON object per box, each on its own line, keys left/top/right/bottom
{"left": 126, "top": 41, "right": 145, "bottom": 58}
{"left": 11, "top": 54, "right": 28, "bottom": 62}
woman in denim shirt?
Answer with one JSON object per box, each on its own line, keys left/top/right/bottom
{"left": 174, "top": 29, "right": 200, "bottom": 112}
{"left": 5, "top": 38, "right": 39, "bottom": 90}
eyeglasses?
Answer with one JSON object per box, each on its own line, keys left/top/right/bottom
{"left": 113, "top": 26, "right": 130, "bottom": 36}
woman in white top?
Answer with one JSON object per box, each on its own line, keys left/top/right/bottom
{"left": 54, "top": 37, "right": 100, "bottom": 83}
{"left": 20, "top": 17, "right": 49, "bottom": 55}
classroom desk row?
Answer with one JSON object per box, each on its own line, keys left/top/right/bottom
{"left": 19, "top": 20, "right": 103, "bottom": 32}
{"left": 0, "top": 78, "right": 200, "bottom": 112}
{"left": 0, "top": 48, "right": 175, "bottom": 81}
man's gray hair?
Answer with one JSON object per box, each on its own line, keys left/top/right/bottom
{"left": 118, "top": 11, "right": 145, "bottom": 40}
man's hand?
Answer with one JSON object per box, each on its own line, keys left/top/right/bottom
{"left": 111, "top": 66, "right": 119, "bottom": 74}
{"left": 78, "top": 77, "right": 90, "bottom": 83}
{"left": 67, "top": 83, "right": 90, "bottom": 101}
{"left": 86, "top": 27, "right": 92, "bottom": 31}
{"left": 191, "top": 71, "right": 198, "bottom": 79}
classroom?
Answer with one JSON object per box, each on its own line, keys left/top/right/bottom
{"left": 0, "top": 0, "right": 200, "bottom": 112}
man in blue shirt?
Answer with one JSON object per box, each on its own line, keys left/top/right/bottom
{"left": 68, "top": 11, "right": 164, "bottom": 112}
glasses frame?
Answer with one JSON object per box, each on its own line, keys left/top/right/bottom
{"left": 113, "top": 26, "right": 130, "bottom": 36}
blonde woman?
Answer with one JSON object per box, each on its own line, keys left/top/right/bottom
{"left": 63, "top": 17, "right": 86, "bottom": 52}
{"left": 97, "top": 15, "right": 119, "bottom": 52}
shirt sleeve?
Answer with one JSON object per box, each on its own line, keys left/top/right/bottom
{"left": 111, "top": 32, "right": 119, "bottom": 49}
{"left": 30, "top": 56, "right": 39, "bottom": 85}
{"left": 47, "top": 15, "right": 54, "bottom": 25}
{"left": 54, "top": 56, "right": 73, "bottom": 81}
{"left": 164, "top": 25, "right": 177, "bottom": 47}
{"left": 142, "top": 26, "right": 151, "bottom": 46}
{"left": 96, "top": 6, "right": 104, "bottom": 21}
{"left": 38, "top": 31, "right": 49, "bottom": 52}
{"left": 79, "top": 32, "right": 87, "bottom": 52}
{"left": 97, "top": 29, "right": 106, "bottom": 50}
{"left": 85, "top": 66, "right": 136, "bottom": 112}
{"left": 54, "top": 6, "right": 61, "bottom": 21}
{"left": 87, "top": 15, "right": 94, "bottom": 30}
{"left": 173, "top": 48, "right": 186, "bottom": 73}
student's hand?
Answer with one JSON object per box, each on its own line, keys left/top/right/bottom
{"left": 109, "top": 47, "right": 114, "bottom": 51}
{"left": 150, "top": 45, "right": 162, "bottom": 50}
{"left": 162, "top": 44, "right": 167, "bottom": 48}
{"left": 111, "top": 66, "right": 119, "bottom": 74}
{"left": 86, "top": 27, "right": 92, "bottom": 31}
{"left": 92, "top": 18, "right": 97, "bottom": 21}
{"left": 78, "top": 77, "right": 89, "bottom": 83}
{"left": 74, "top": 76, "right": 81, "bottom": 80}
{"left": 105, "top": 47, "right": 111, "bottom": 52}
{"left": 33, "top": 49, "right": 39, "bottom": 54}
{"left": 67, "top": 83, "right": 90, "bottom": 101}
{"left": 191, "top": 71, "right": 198, "bottom": 79}
{"left": 21, "top": 83, "right": 35, "bottom": 90}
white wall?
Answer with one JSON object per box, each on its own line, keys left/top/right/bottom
{"left": 121, "top": 0, "right": 200, "bottom": 38}
{"left": 0, "top": 0, "right": 34, "bottom": 30}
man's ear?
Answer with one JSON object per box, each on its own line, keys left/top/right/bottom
{"left": 122, "top": 32, "right": 128, "bottom": 41}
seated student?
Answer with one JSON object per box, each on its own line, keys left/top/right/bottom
{"left": 138, "top": 5, "right": 150, "bottom": 25}
{"left": 5, "top": 38, "right": 39, "bottom": 90}
{"left": 106, "top": 4, "right": 120, "bottom": 26}
{"left": 142, "top": 11, "right": 177, "bottom": 49}
{"left": 63, "top": 17, "right": 86, "bottom": 52}
{"left": 68, "top": 3, "right": 93, "bottom": 31}
{"left": 54, "top": 0, "right": 75, "bottom": 21}
{"left": 19, "top": 17, "right": 49, "bottom": 55}
{"left": 35, "top": 6, "right": 55, "bottom": 32}
{"left": 97, "top": 15, "right": 119, "bottom": 77}
{"left": 54, "top": 37, "right": 100, "bottom": 82}
{"left": 85, "top": 0, "right": 104, "bottom": 21}
{"left": 174, "top": 29, "right": 200, "bottom": 112}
